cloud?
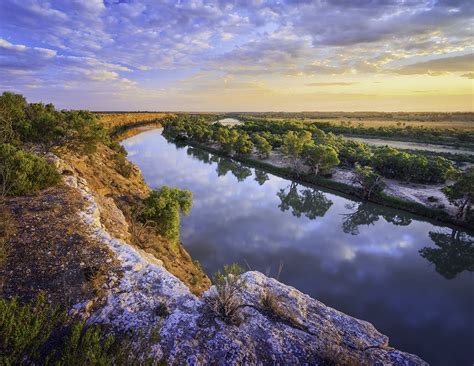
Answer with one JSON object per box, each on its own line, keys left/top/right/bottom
{"left": 306, "top": 82, "right": 359, "bottom": 87}
{"left": 0, "top": 0, "right": 472, "bottom": 110}
{"left": 393, "top": 54, "right": 474, "bottom": 76}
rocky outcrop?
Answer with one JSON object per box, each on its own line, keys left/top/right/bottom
{"left": 63, "top": 159, "right": 428, "bottom": 365}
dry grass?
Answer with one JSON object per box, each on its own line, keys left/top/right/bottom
{"left": 205, "top": 264, "right": 247, "bottom": 325}
{"left": 96, "top": 113, "right": 173, "bottom": 130}
{"left": 128, "top": 205, "right": 157, "bottom": 248}
{"left": 330, "top": 119, "right": 474, "bottom": 130}
{"left": 278, "top": 118, "right": 474, "bottom": 130}
{"left": 319, "top": 343, "right": 369, "bottom": 366}
{"left": 82, "top": 263, "right": 109, "bottom": 297}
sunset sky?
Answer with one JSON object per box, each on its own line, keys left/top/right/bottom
{"left": 0, "top": 0, "right": 473, "bottom": 111}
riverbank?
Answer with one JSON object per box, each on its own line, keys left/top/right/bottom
{"left": 1, "top": 135, "right": 428, "bottom": 364}
{"left": 180, "top": 138, "right": 472, "bottom": 231}
{"left": 59, "top": 154, "right": 428, "bottom": 365}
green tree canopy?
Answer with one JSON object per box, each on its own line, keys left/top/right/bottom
{"left": 302, "top": 142, "right": 340, "bottom": 175}
{"left": 352, "top": 164, "right": 385, "bottom": 200}
{"left": 141, "top": 186, "right": 193, "bottom": 244}
{"left": 443, "top": 166, "right": 474, "bottom": 221}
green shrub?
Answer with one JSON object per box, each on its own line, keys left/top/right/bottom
{"left": 0, "top": 295, "right": 163, "bottom": 365}
{"left": 57, "top": 321, "right": 116, "bottom": 366}
{"left": 141, "top": 186, "right": 193, "bottom": 244}
{"left": 0, "top": 294, "right": 66, "bottom": 364}
{"left": 0, "top": 92, "right": 107, "bottom": 154}
{"left": 443, "top": 167, "right": 474, "bottom": 221}
{"left": 0, "top": 143, "right": 60, "bottom": 197}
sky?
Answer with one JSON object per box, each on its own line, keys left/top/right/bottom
{"left": 0, "top": 0, "right": 473, "bottom": 112}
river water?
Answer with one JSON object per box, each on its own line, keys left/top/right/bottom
{"left": 123, "top": 128, "right": 474, "bottom": 365}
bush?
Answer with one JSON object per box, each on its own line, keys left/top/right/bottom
{"left": 443, "top": 167, "right": 474, "bottom": 221}
{"left": 352, "top": 164, "right": 385, "bottom": 200}
{"left": 0, "top": 92, "right": 107, "bottom": 154}
{"left": 0, "top": 295, "right": 163, "bottom": 365}
{"left": 371, "top": 146, "right": 454, "bottom": 183}
{"left": 0, "top": 294, "right": 66, "bottom": 364}
{"left": 0, "top": 143, "right": 60, "bottom": 197}
{"left": 204, "top": 264, "right": 246, "bottom": 325}
{"left": 141, "top": 186, "right": 193, "bottom": 244}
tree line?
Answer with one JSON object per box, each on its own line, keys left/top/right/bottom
{"left": 162, "top": 116, "right": 472, "bottom": 222}
{"left": 162, "top": 115, "right": 457, "bottom": 184}
{"left": 237, "top": 115, "right": 474, "bottom": 146}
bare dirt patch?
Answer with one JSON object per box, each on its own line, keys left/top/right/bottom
{"left": 0, "top": 183, "right": 121, "bottom": 308}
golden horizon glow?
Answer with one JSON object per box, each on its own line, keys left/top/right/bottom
{"left": 0, "top": 1, "right": 473, "bottom": 111}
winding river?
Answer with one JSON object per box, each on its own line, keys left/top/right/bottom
{"left": 123, "top": 128, "right": 474, "bottom": 365}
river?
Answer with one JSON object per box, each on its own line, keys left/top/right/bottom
{"left": 123, "top": 128, "right": 474, "bottom": 365}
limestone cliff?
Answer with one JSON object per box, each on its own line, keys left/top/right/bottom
{"left": 56, "top": 149, "right": 427, "bottom": 365}
{"left": 58, "top": 142, "right": 210, "bottom": 295}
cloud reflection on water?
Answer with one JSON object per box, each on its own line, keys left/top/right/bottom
{"left": 123, "top": 128, "right": 474, "bottom": 366}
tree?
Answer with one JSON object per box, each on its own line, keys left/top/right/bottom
{"left": 302, "top": 142, "right": 339, "bottom": 175}
{"left": 338, "top": 140, "right": 372, "bottom": 167}
{"left": 428, "top": 156, "right": 456, "bottom": 183}
{"left": 0, "top": 91, "right": 27, "bottom": 143}
{"left": 281, "top": 131, "right": 312, "bottom": 169}
{"left": 234, "top": 132, "right": 253, "bottom": 156}
{"left": 216, "top": 128, "right": 239, "bottom": 154}
{"left": 141, "top": 186, "right": 193, "bottom": 244}
{"left": 443, "top": 167, "right": 473, "bottom": 221}
{"left": 0, "top": 92, "right": 106, "bottom": 154}
{"left": 352, "top": 164, "right": 385, "bottom": 200}
{"left": 254, "top": 135, "right": 272, "bottom": 158}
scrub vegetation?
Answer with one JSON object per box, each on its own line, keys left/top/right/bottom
{"left": 0, "top": 295, "right": 162, "bottom": 365}
{"left": 0, "top": 91, "right": 108, "bottom": 199}
{"left": 0, "top": 92, "right": 209, "bottom": 361}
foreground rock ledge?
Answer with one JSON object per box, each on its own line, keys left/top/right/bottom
{"left": 60, "top": 158, "right": 427, "bottom": 365}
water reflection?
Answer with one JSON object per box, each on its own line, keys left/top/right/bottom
{"left": 342, "top": 202, "right": 412, "bottom": 235}
{"left": 420, "top": 230, "right": 474, "bottom": 280}
{"left": 122, "top": 128, "right": 474, "bottom": 365}
{"left": 277, "top": 182, "right": 333, "bottom": 219}
{"left": 254, "top": 170, "right": 270, "bottom": 186}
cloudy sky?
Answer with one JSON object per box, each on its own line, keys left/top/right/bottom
{"left": 0, "top": 0, "right": 473, "bottom": 111}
